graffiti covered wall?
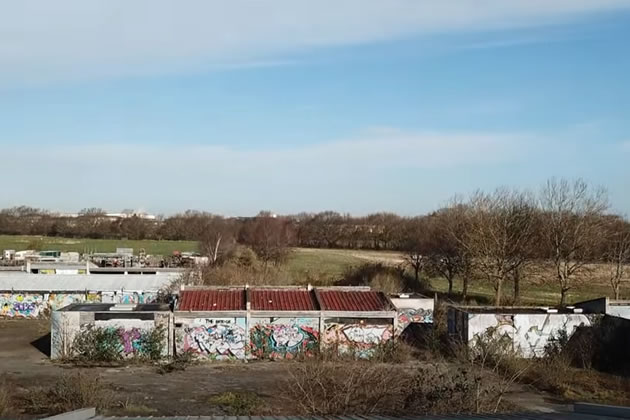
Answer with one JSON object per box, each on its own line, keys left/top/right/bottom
{"left": 0, "top": 291, "right": 158, "bottom": 318}
{"left": 250, "top": 318, "right": 319, "bottom": 359}
{"left": 0, "top": 293, "right": 44, "bottom": 318}
{"left": 176, "top": 318, "right": 247, "bottom": 360}
{"left": 323, "top": 320, "right": 393, "bottom": 358}
{"left": 467, "top": 313, "right": 595, "bottom": 358}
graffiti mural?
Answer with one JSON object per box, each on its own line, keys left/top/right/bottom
{"left": 250, "top": 318, "right": 319, "bottom": 359}
{"left": 0, "top": 293, "right": 44, "bottom": 318}
{"left": 467, "top": 313, "right": 594, "bottom": 358}
{"left": 47, "top": 294, "right": 86, "bottom": 311}
{"left": 324, "top": 322, "right": 393, "bottom": 358}
{"left": 117, "top": 292, "right": 157, "bottom": 304}
{"left": 396, "top": 308, "right": 433, "bottom": 334}
{"left": 178, "top": 318, "right": 247, "bottom": 360}
{"left": 77, "top": 324, "right": 148, "bottom": 357}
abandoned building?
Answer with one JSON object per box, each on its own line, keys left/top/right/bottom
{"left": 51, "top": 302, "right": 171, "bottom": 360}
{"left": 447, "top": 305, "right": 596, "bottom": 358}
{"left": 0, "top": 267, "right": 181, "bottom": 318}
{"left": 49, "top": 286, "right": 434, "bottom": 361}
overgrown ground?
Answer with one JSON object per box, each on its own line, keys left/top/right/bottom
{"left": 0, "top": 319, "right": 561, "bottom": 418}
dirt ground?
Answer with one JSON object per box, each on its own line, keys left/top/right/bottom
{"left": 0, "top": 319, "right": 566, "bottom": 418}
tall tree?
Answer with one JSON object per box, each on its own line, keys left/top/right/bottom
{"left": 463, "top": 189, "right": 537, "bottom": 306}
{"left": 198, "top": 216, "right": 237, "bottom": 265}
{"left": 539, "top": 178, "right": 609, "bottom": 305}
{"left": 604, "top": 217, "right": 630, "bottom": 299}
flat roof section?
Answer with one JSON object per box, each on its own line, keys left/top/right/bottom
{"left": 178, "top": 289, "right": 245, "bottom": 311}
{"left": 250, "top": 288, "right": 318, "bottom": 311}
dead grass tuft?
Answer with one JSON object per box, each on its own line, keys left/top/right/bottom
{"left": 22, "top": 372, "right": 115, "bottom": 415}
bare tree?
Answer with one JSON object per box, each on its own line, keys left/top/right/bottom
{"left": 463, "top": 189, "right": 537, "bottom": 306}
{"left": 400, "top": 217, "right": 429, "bottom": 287}
{"left": 198, "top": 216, "right": 237, "bottom": 265}
{"left": 240, "top": 212, "right": 294, "bottom": 267}
{"left": 539, "top": 178, "right": 609, "bottom": 305}
{"left": 427, "top": 206, "right": 474, "bottom": 299}
{"left": 604, "top": 217, "right": 630, "bottom": 299}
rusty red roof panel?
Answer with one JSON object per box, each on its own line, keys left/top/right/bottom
{"left": 250, "top": 289, "right": 318, "bottom": 311}
{"left": 318, "top": 290, "right": 390, "bottom": 312}
{"left": 178, "top": 289, "right": 245, "bottom": 311}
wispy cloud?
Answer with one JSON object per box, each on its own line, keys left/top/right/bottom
{"left": 0, "top": 129, "right": 530, "bottom": 213}
{"left": 1, "top": 0, "right": 628, "bottom": 86}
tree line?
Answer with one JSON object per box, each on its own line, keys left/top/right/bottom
{"left": 1, "top": 178, "right": 628, "bottom": 304}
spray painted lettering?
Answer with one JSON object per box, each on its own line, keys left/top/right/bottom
{"left": 179, "top": 319, "right": 247, "bottom": 360}
{"left": 0, "top": 294, "right": 43, "bottom": 318}
{"left": 324, "top": 322, "right": 393, "bottom": 358}
{"left": 396, "top": 308, "right": 433, "bottom": 334}
{"left": 250, "top": 318, "right": 319, "bottom": 359}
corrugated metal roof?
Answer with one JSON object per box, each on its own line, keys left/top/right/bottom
{"left": 178, "top": 289, "right": 245, "bottom": 311}
{"left": 0, "top": 272, "right": 177, "bottom": 292}
{"left": 250, "top": 289, "right": 318, "bottom": 311}
{"left": 318, "top": 290, "right": 391, "bottom": 312}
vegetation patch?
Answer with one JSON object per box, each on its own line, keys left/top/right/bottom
{"left": 208, "top": 391, "right": 264, "bottom": 415}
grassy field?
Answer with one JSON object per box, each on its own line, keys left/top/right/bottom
{"left": 0, "top": 235, "right": 620, "bottom": 304}
{"left": 0, "top": 235, "right": 198, "bottom": 255}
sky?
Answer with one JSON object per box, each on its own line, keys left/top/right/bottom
{"left": 1, "top": 1, "right": 629, "bottom": 217}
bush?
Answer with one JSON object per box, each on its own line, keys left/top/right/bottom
{"left": 286, "top": 357, "right": 513, "bottom": 416}
{"left": 208, "top": 391, "right": 263, "bottom": 415}
{"left": 157, "top": 349, "right": 196, "bottom": 374}
{"left": 72, "top": 325, "right": 123, "bottom": 362}
{"left": 24, "top": 373, "right": 115, "bottom": 415}
{"left": 287, "top": 359, "right": 409, "bottom": 415}
{"left": 71, "top": 325, "right": 166, "bottom": 363}
{"left": 338, "top": 263, "right": 410, "bottom": 293}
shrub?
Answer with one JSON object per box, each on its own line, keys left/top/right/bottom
{"left": 72, "top": 325, "right": 123, "bottom": 362}
{"left": 157, "top": 349, "right": 196, "bottom": 374}
{"left": 24, "top": 373, "right": 115, "bottom": 415}
{"left": 287, "top": 359, "right": 409, "bottom": 415}
{"left": 138, "top": 325, "right": 166, "bottom": 361}
{"left": 71, "top": 325, "right": 166, "bottom": 363}
{"left": 208, "top": 391, "right": 263, "bottom": 415}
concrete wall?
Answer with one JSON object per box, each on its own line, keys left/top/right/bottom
{"left": 51, "top": 311, "right": 170, "bottom": 360}
{"left": 323, "top": 318, "right": 394, "bottom": 358}
{"left": 608, "top": 303, "right": 630, "bottom": 320}
{"left": 249, "top": 317, "right": 319, "bottom": 359}
{"left": 174, "top": 317, "right": 248, "bottom": 360}
{"left": 463, "top": 312, "right": 595, "bottom": 358}
{"left": 390, "top": 297, "right": 434, "bottom": 335}
{"left": 1, "top": 291, "right": 158, "bottom": 318}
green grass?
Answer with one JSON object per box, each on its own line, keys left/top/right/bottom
{"left": 0, "top": 235, "right": 198, "bottom": 256}
{"left": 428, "top": 276, "right": 616, "bottom": 306}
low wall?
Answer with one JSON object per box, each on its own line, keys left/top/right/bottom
{"left": 175, "top": 317, "right": 248, "bottom": 360}
{"left": 51, "top": 310, "right": 170, "bottom": 360}
{"left": 249, "top": 317, "right": 319, "bottom": 359}
{"left": 1, "top": 291, "right": 158, "bottom": 318}
{"left": 464, "top": 312, "right": 595, "bottom": 358}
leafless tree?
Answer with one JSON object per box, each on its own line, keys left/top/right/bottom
{"left": 462, "top": 189, "right": 537, "bottom": 306}
{"left": 428, "top": 206, "right": 474, "bottom": 298}
{"left": 604, "top": 217, "right": 630, "bottom": 299}
{"left": 198, "top": 215, "right": 237, "bottom": 265}
{"left": 240, "top": 212, "right": 294, "bottom": 267}
{"left": 400, "top": 217, "right": 429, "bottom": 287}
{"left": 539, "top": 178, "right": 609, "bottom": 305}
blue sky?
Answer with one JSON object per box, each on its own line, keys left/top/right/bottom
{"left": 1, "top": 1, "right": 629, "bottom": 216}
